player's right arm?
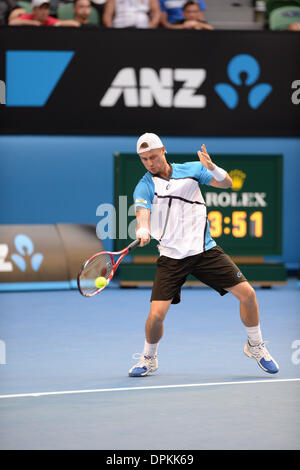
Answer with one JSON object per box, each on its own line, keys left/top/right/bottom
{"left": 136, "top": 208, "right": 151, "bottom": 247}
{"left": 133, "top": 175, "right": 154, "bottom": 247}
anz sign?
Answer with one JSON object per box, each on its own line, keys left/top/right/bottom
{"left": 100, "top": 54, "right": 273, "bottom": 110}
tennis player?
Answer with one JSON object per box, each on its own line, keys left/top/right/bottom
{"left": 129, "top": 132, "right": 279, "bottom": 377}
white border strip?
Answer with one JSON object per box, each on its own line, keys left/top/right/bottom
{"left": 0, "top": 378, "right": 299, "bottom": 399}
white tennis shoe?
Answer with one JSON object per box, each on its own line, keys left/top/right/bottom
{"left": 244, "top": 341, "right": 279, "bottom": 374}
{"left": 129, "top": 354, "right": 158, "bottom": 377}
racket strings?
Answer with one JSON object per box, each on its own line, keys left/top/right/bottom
{"left": 79, "top": 253, "right": 113, "bottom": 296}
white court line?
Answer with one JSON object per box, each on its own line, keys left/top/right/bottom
{"left": 0, "top": 378, "right": 299, "bottom": 400}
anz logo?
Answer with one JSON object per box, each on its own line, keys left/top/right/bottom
{"left": 100, "top": 67, "right": 207, "bottom": 108}
{"left": 100, "top": 54, "right": 272, "bottom": 110}
{"left": 0, "top": 234, "right": 43, "bottom": 272}
{"left": 215, "top": 54, "right": 272, "bottom": 109}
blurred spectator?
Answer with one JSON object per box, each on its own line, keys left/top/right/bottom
{"left": 172, "top": 0, "right": 213, "bottom": 29}
{"left": 1, "top": 0, "right": 23, "bottom": 24}
{"left": 9, "top": 0, "right": 80, "bottom": 25}
{"left": 90, "top": 0, "right": 106, "bottom": 23}
{"left": 266, "top": 0, "right": 300, "bottom": 29}
{"left": 102, "top": 0, "right": 161, "bottom": 28}
{"left": 53, "top": 0, "right": 106, "bottom": 23}
{"left": 288, "top": 19, "right": 300, "bottom": 27}
{"left": 56, "top": 0, "right": 100, "bottom": 25}
{"left": 160, "top": 0, "right": 206, "bottom": 28}
{"left": 73, "top": 0, "right": 92, "bottom": 24}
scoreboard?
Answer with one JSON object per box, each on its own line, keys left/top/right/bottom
{"left": 202, "top": 154, "right": 282, "bottom": 255}
{"left": 113, "top": 153, "right": 283, "bottom": 257}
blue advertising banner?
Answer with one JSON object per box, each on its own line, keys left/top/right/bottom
{"left": 0, "top": 27, "right": 299, "bottom": 136}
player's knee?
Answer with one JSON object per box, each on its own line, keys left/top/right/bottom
{"left": 241, "top": 284, "right": 256, "bottom": 304}
{"left": 149, "top": 305, "right": 168, "bottom": 321}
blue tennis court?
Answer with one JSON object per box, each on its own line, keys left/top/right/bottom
{"left": 0, "top": 280, "right": 299, "bottom": 450}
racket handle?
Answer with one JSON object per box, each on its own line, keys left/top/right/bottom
{"left": 127, "top": 239, "right": 140, "bottom": 252}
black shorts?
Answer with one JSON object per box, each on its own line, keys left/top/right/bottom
{"left": 151, "top": 245, "right": 247, "bottom": 304}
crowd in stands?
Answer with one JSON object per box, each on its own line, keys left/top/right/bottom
{"left": 1, "top": 0, "right": 213, "bottom": 28}
{"left": 0, "top": 0, "right": 299, "bottom": 30}
{"left": 265, "top": 0, "right": 300, "bottom": 30}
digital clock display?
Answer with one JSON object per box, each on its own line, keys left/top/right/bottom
{"left": 208, "top": 211, "right": 263, "bottom": 238}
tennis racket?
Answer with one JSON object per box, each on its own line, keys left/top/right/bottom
{"left": 77, "top": 239, "right": 140, "bottom": 297}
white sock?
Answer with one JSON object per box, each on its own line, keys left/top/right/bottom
{"left": 143, "top": 340, "right": 159, "bottom": 357}
{"left": 246, "top": 324, "right": 263, "bottom": 346}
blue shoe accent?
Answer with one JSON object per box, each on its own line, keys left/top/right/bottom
{"left": 244, "top": 341, "right": 279, "bottom": 374}
{"left": 129, "top": 366, "right": 147, "bottom": 377}
{"left": 129, "top": 354, "right": 158, "bottom": 377}
{"left": 259, "top": 357, "right": 279, "bottom": 374}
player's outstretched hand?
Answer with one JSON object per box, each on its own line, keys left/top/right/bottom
{"left": 197, "top": 144, "right": 215, "bottom": 171}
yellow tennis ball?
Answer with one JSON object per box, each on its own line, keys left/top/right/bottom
{"left": 94, "top": 276, "right": 107, "bottom": 289}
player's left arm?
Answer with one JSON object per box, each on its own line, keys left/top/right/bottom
{"left": 197, "top": 144, "right": 232, "bottom": 189}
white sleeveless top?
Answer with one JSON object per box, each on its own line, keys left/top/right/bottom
{"left": 113, "top": 0, "right": 150, "bottom": 28}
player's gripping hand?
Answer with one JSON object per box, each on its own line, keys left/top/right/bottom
{"left": 136, "top": 227, "right": 151, "bottom": 247}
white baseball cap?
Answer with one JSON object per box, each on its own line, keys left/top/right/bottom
{"left": 32, "top": 0, "right": 49, "bottom": 7}
{"left": 136, "top": 133, "right": 165, "bottom": 154}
